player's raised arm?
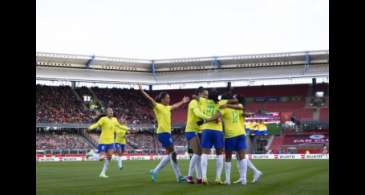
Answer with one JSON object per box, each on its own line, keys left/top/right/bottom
{"left": 139, "top": 84, "right": 157, "bottom": 107}
{"left": 171, "top": 96, "right": 190, "bottom": 110}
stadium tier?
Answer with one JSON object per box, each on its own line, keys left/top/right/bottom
{"left": 36, "top": 83, "right": 328, "bottom": 124}
{"left": 36, "top": 83, "right": 328, "bottom": 154}
{"left": 36, "top": 132, "right": 93, "bottom": 150}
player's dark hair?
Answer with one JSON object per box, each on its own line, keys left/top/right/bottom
{"left": 208, "top": 88, "right": 219, "bottom": 103}
{"left": 155, "top": 92, "right": 169, "bottom": 103}
{"left": 196, "top": 86, "right": 205, "bottom": 95}
{"left": 221, "top": 87, "right": 233, "bottom": 100}
{"left": 235, "top": 94, "right": 246, "bottom": 106}
{"left": 221, "top": 93, "right": 233, "bottom": 100}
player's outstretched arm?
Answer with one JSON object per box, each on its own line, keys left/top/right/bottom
{"left": 88, "top": 117, "right": 104, "bottom": 130}
{"left": 139, "top": 84, "right": 157, "bottom": 107}
{"left": 171, "top": 96, "right": 190, "bottom": 110}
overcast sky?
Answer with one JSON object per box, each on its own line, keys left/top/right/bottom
{"left": 36, "top": 0, "right": 328, "bottom": 59}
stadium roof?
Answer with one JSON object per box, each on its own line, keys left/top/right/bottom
{"left": 36, "top": 50, "right": 329, "bottom": 89}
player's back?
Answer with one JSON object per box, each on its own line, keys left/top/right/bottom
{"left": 200, "top": 98, "right": 222, "bottom": 131}
{"left": 220, "top": 103, "right": 245, "bottom": 138}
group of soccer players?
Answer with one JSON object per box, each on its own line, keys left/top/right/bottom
{"left": 87, "top": 85, "right": 263, "bottom": 185}
{"left": 140, "top": 85, "right": 262, "bottom": 185}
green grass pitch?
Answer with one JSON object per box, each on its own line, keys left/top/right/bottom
{"left": 36, "top": 160, "right": 328, "bottom": 195}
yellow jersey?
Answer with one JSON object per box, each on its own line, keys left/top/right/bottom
{"left": 185, "top": 99, "right": 210, "bottom": 133}
{"left": 251, "top": 122, "right": 258, "bottom": 130}
{"left": 220, "top": 103, "right": 246, "bottom": 138}
{"left": 257, "top": 123, "right": 268, "bottom": 131}
{"left": 199, "top": 98, "right": 223, "bottom": 131}
{"left": 153, "top": 103, "right": 172, "bottom": 134}
{"left": 89, "top": 116, "right": 119, "bottom": 144}
{"left": 245, "top": 122, "right": 252, "bottom": 129}
{"left": 115, "top": 124, "right": 128, "bottom": 144}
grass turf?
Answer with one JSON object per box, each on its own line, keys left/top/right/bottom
{"left": 36, "top": 159, "right": 328, "bottom": 195}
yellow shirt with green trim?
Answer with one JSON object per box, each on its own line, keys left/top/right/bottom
{"left": 185, "top": 99, "right": 211, "bottom": 133}
{"left": 153, "top": 103, "right": 172, "bottom": 134}
{"left": 220, "top": 103, "right": 246, "bottom": 138}
{"left": 257, "top": 123, "right": 268, "bottom": 131}
{"left": 199, "top": 98, "right": 223, "bottom": 131}
{"left": 88, "top": 116, "right": 119, "bottom": 144}
{"left": 115, "top": 124, "right": 128, "bottom": 144}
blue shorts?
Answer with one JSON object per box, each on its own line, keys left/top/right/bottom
{"left": 198, "top": 133, "right": 202, "bottom": 141}
{"left": 97, "top": 144, "right": 115, "bottom": 153}
{"left": 114, "top": 143, "right": 125, "bottom": 152}
{"left": 201, "top": 130, "right": 224, "bottom": 149}
{"left": 158, "top": 133, "right": 174, "bottom": 148}
{"left": 225, "top": 135, "right": 247, "bottom": 152}
{"left": 185, "top": 132, "right": 198, "bottom": 141}
{"left": 256, "top": 130, "right": 268, "bottom": 136}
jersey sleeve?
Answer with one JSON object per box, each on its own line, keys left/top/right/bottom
{"left": 88, "top": 117, "right": 104, "bottom": 130}
{"left": 191, "top": 100, "right": 210, "bottom": 120}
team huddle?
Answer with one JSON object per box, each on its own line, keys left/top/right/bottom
{"left": 88, "top": 86, "right": 262, "bottom": 185}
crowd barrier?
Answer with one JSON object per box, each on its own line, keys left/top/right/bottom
{"left": 36, "top": 153, "right": 329, "bottom": 162}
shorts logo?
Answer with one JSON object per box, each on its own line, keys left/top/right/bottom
{"left": 169, "top": 138, "right": 173, "bottom": 143}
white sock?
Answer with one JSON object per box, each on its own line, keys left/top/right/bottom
{"left": 100, "top": 159, "right": 110, "bottom": 175}
{"left": 170, "top": 153, "right": 182, "bottom": 179}
{"left": 215, "top": 154, "right": 224, "bottom": 180}
{"left": 225, "top": 162, "right": 231, "bottom": 183}
{"left": 201, "top": 154, "right": 208, "bottom": 179}
{"left": 195, "top": 155, "right": 202, "bottom": 179}
{"left": 247, "top": 159, "right": 259, "bottom": 173}
{"left": 188, "top": 154, "right": 199, "bottom": 177}
{"left": 153, "top": 155, "right": 170, "bottom": 174}
{"left": 118, "top": 156, "right": 123, "bottom": 168}
{"left": 239, "top": 159, "right": 248, "bottom": 182}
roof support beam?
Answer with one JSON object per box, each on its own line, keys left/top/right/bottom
{"left": 85, "top": 55, "right": 96, "bottom": 69}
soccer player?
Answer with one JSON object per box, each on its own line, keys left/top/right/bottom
{"left": 139, "top": 85, "right": 189, "bottom": 183}
{"left": 88, "top": 107, "right": 119, "bottom": 178}
{"left": 199, "top": 89, "right": 225, "bottom": 185}
{"left": 114, "top": 117, "right": 129, "bottom": 170}
{"left": 185, "top": 87, "right": 212, "bottom": 184}
{"left": 256, "top": 120, "right": 268, "bottom": 136}
{"left": 227, "top": 96, "right": 263, "bottom": 184}
{"left": 219, "top": 99, "right": 248, "bottom": 185}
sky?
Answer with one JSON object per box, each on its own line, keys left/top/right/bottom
{"left": 36, "top": 0, "right": 328, "bottom": 59}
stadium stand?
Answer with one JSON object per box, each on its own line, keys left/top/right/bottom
{"left": 36, "top": 132, "right": 93, "bottom": 150}
{"left": 36, "top": 83, "right": 329, "bottom": 154}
